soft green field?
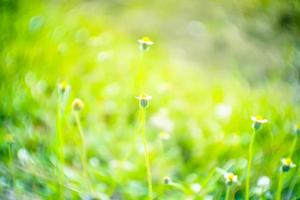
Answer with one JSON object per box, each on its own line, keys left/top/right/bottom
{"left": 1, "top": 0, "right": 300, "bottom": 199}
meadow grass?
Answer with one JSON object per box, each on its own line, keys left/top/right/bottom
{"left": 1, "top": 1, "right": 300, "bottom": 199}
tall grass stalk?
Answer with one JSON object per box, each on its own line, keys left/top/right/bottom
{"left": 285, "top": 135, "right": 298, "bottom": 199}
{"left": 8, "top": 142, "right": 14, "bottom": 189}
{"left": 276, "top": 171, "right": 283, "bottom": 200}
{"left": 74, "top": 111, "right": 90, "bottom": 192}
{"left": 225, "top": 186, "right": 230, "bottom": 200}
{"left": 139, "top": 107, "right": 153, "bottom": 200}
{"left": 56, "top": 99, "right": 65, "bottom": 199}
{"left": 289, "top": 136, "right": 298, "bottom": 157}
{"left": 168, "top": 182, "right": 188, "bottom": 194}
{"left": 245, "top": 129, "right": 256, "bottom": 200}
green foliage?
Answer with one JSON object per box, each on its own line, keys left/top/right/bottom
{"left": 1, "top": 0, "right": 300, "bottom": 199}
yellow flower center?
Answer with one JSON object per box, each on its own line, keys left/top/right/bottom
{"left": 142, "top": 37, "right": 151, "bottom": 42}
{"left": 285, "top": 158, "right": 292, "bottom": 165}
{"left": 256, "top": 115, "right": 264, "bottom": 120}
{"left": 227, "top": 173, "right": 235, "bottom": 181}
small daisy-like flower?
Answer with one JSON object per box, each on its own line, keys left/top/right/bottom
{"left": 254, "top": 176, "right": 271, "bottom": 195}
{"left": 281, "top": 158, "right": 296, "bottom": 172}
{"left": 190, "top": 183, "right": 202, "bottom": 193}
{"left": 163, "top": 176, "right": 172, "bottom": 185}
{"left": 72, "top": 98, "right": 84, "bottom": 111}
{"left": 251, "top": 115, "right": 268, "bottom": 131}
{"left": 18, "top": 148, "right": 32, "bottom": 165}
{"left": 138, "top": 36, "right": 154, "bottom": 51}
{"left": 224, "top": 172, "right": 238, "bottom": 185}
{"left": 136, "top": 93, "right": 152, "bottom": 108}
{"left": 58, "top": 81, "right": 70, "bottom": 94}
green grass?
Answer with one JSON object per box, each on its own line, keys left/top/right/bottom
{"left": 1, "top": 0, "right": 300, "bottom": 199}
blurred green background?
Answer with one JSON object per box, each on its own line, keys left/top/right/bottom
{"left": 1, "top": 0, "right": 300, "bottom": 199}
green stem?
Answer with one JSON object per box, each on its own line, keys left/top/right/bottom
{"left": 56, "top": 101, "right": 64, "bottom": 199}
{"left": 8, "top": 142, "right": 14, "bottom": 189}
{"left": 140, "top": 108, "right": 153, "bottom": 200}
{"left": 202, "top": 168, "right": 216, "bottom": 188}
{"left": 276, "top": 172, "right": 283, "bottom": 200}
{"left": 225, "top": 186, "right": 230, "bottom": 200}
{"left": 289, "top": 136, "right": 298, "bottom": 157}
{"left": 245, "top": 129, "right": 256, "bottom": 200}
{"left": 285, "top": 137, "right": 298, "bottom": 199}
{"left": 136, "top": 51, "right": 145, "bottom": 92}
{"left": 169, "top": 182, "right": 189, "bottom": 194}
{"left": 74, "top": 112, "right": 90, "bottom": 192}
{"left": 286, "top": 169, "right": 298, "bottom": 200}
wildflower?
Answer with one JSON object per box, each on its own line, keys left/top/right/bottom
{"left": 138, "top": 36, "right": 154, "bottom": 51}
{"left": 254, "top": 176, "right": 271, "bottom": 195}
{"left": 58, "top": 81, "right": 70, "bottom": 94}
{"left": 150, "top": 109, "right": 174, "bottom": 132}
{"left": 190, "top": 183, "right": 202, "bottom": 193}
{"left": 136, "top": 93, "right": 152, "bottom": 108}
{"left": 281, "top": 158, "right": 296, "bottom": 172}
{"left": 251, "top": 115, "right": 268, "bottom": 131}
{"left": 215, "top": 103, "right": 232, "bottom": 119}
{"left": 163, "top": 176, "right": 171, "bottom": 185}
{"left": 17, "top": 148, "right": 32, "bottom": 165}
{"left": 224, "top": 172, "right": 238, "bottom": 185}
{"left": 72, "top": 98, "right": 84, "bottom": 111}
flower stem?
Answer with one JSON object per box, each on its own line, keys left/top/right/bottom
{"left": 225, "top": 186, "right": 230, "bottom": 200}
{"left": 56, "top": 101, "right": 64, "bottom": 199}
{"left": 139, "top": 108, "right": 153, "bottom": 200}
{"left": 276, "top": 171, "right": 283, "bottom": 200}
{"left": 136, "top": 51, "right": 145, "bottom": 92}
{"left": 74, "top": 112, "right": 90, "bottom": 192}
{"left": 8, "top": 142, "right": 14, "bottom": 189}
{"left": 285, "top": 136, "right": 298, "bottom": 199}
{"left": 289, "top": 136, "right": 298, "bottom": 157}
{"left": 169, "top": 182, "right": 189, "bottom": 194}
{"left": 245, "top": 129, "right": 256, "bottom": 200}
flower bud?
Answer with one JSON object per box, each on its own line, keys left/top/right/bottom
{"left": 136, "top": 93, "right": 152, "bottom": 109}
{"left": 72, "top": 98, "right": 84, "bottom": 111}
{"left": 163, "top": 176, "right": 171, "bottom": 185}
{"left": 138, "top": 36, "right": 154, "bottom": 51}
{"left": 58, "top": 81, "right": 70, "bottom": 94}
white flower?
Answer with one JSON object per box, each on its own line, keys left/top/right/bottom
{"left": 150, "top": 109, "right": 174, "bottom": 132}
{"left": 251, "top": 115, "right": 268, "bottom": 124}
{"left": 215, "top": 104, "right": 232, "bottom": 119}
{"left": 138, "top": 36, "right": 154, "bottom": 51}
{"left": 204, "top": 195, "right": 213, "bottom": 200}
{"left": 58, "top": 81, "right": 70, "bottom": 94}
{"left": 190, "top": 183, "right": 202, "bottom": 193}
{"left": 257, "top": 176, "right": 270, "bottom": 189}
{"left": 138, "top": 37, "right": 154, "bottom": 46}
{"left": 17, "top": 148, "right": 32, "bottom": 165}
{"left": 281, "top": 158, "right": 296, "bottom": 172}
{"left": 281, "top": 158, "right": 296, "bottom": 168}
{"left": 254, "top": 176, "right": 271, "bottom": 195}
{"left": 251, "top": 115, "right": 268, "bottom": 130}
{"left": 224, "top": 172, "right": 238, "bottom": 184}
